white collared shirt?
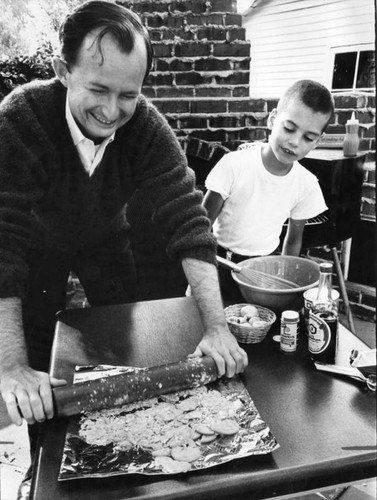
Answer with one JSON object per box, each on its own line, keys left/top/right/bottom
{"left": 65, "top": 98, "right": 115, "bottom": 176}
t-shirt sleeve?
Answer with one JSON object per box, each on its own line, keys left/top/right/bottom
{"left": 290, "top": 174, "right": 328, "bottom": 220}
{"left": 205, "top": 153, "right": 235, "bottom": 200}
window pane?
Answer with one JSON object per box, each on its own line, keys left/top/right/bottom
{"left": 356, "top": 50, "right": 375, "bottom": 88}
{"left": 332, "top": 52, "right": 357, "bottom": 89}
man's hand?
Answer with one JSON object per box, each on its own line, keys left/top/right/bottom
{"left": 0, "top": 297, "right": 67, "bottom": 426}
{"left": 189, "top": 328, "right": 248, "bottom": 378}
{"left": 182, "top": 258, "right": 248, "bottom": 378}
{"left": 0, "top": 366, "right": 67, "bottom": 426}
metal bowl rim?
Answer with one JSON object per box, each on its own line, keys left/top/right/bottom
{"left": 232, "top": 256, "right": 320, "bottom": 294}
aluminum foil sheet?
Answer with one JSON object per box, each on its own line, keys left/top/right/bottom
{"left": 58, "top": 365, "right": 279, "bottom": 480}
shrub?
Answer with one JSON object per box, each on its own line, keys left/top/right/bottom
{"left": 0, "top": 42, "right": 54, "bottom": 101}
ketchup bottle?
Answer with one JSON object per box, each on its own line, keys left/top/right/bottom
{"left": 343, "top": 112, "right": 360, "bottom": 157}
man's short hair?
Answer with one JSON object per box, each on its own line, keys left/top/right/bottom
{"left": 59, "top": 0, "right": 153, "bottom": 80}
{"left": 278, "top": 79, "right": 335, "bottom": 128}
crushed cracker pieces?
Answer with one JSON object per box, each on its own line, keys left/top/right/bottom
{"left": 59, "top": 375, "right": 279, "bottom": 480}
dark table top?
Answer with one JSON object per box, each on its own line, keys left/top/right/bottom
{"left": 31, "top": 297, "right": 376, "bottom": 500}
{"left": 304, "top": 149, "right": 366, "bottom": 161}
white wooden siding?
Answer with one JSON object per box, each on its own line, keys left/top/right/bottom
{"left": 242, "top": 0, "right": 375, "bottom": 98}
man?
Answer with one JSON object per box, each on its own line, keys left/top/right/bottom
{"left": 0, "top": 1, "right": 247, "bottom": 430}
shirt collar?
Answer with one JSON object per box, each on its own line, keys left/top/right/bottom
{"left": 65, "top": 97, "right": 115, "bottom": 147}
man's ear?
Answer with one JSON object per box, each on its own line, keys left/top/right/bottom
{"left": 267, "top": 108, "right": 277, "bottom": 130}
{"left": 52, "top": 56, "right": 69, "bottom": 87}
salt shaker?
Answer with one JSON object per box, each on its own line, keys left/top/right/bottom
{"left": 343, "top": 112, "right": 359, "bottom": 157}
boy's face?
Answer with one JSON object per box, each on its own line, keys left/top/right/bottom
{"left": 268, "top": 100, "right": 330, "bottom": 165}
{"left": 54, "top": 30, "right": 147, "bottom": 142}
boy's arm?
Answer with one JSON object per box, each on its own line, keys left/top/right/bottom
{"left": 282, "top": 218, "right": 306, "bottom": 256}
{"left": 203, "top": 190, "right": 225, "bottom": 225}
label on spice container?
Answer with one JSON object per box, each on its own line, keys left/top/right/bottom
{"left": 280, "top": 311, "right": 299, "bottom": 353}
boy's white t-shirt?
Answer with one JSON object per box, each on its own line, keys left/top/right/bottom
{"left": 205, "top": 143, "right": 327, "bottom": 256}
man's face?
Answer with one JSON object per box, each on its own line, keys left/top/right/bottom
{"left": 59, "top": 31, "right": 147, "bottom": 141}
{"left": 268, "top": 100, "right": 330, "bottom": 165}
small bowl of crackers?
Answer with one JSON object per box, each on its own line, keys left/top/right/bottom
{"left": 224, "top": 303, "right": 276, "bottom": 344}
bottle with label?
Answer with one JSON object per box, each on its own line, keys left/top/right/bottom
{"left": 280, "top": 310, "right": 299, "bottom": 353}
{"left": 343, "top": 112, "right": 360, "bottom": 157}
{"left": 308, "top": 262, "right": 338, "bottom": 363}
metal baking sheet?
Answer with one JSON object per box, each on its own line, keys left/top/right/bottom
{"left": 58, "top": 365, "right": 279, "bottom": 480}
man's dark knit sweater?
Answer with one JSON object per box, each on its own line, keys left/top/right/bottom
{"left": 0, "top": 78, "right": 216, "bottom": 298}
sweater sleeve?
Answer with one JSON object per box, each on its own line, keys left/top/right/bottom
{"left": 125, "top": 98, "right": 217, "bottom": 265}
{"left": 0, "top": 87, "right": 48, "bottom": 297}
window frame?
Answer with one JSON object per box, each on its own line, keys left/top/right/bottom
{"left": 327, "top": 43, "right": 375, "bottom": 93}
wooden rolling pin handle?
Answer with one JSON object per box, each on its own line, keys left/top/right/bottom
{"left": 53, "top": 356, "right": 218, "bottom": 418}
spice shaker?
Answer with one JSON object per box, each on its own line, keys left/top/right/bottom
{"left": 280, "top": 310, "right": 299, "bottom": 353}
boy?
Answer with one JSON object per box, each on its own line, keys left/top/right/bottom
{"left": 203, "top": 80, "right": 334, "bottom": 302}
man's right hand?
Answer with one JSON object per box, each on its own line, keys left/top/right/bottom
{"left": 0, "top": 365, "right": 67, "bottom": 426}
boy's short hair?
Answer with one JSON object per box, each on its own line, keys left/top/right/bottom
{"left": 278, "top": 79, "right": 334, "bottom": 129}
{"left": 59, "top": 0, "right": 153, "bottom": 80}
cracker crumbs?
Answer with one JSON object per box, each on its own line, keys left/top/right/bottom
{"left": 79, "top": 385, "right": 242, "bottom": 473}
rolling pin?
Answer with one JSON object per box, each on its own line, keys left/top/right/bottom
{"left": 53, "top": 356, "right": 218, "bottom": 418}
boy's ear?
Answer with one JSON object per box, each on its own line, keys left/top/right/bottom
{"left": 267, "top": 108, "right": 277, "bottom": 130}
{"left": 52, "top": 56, "right": 69, "bottom": 87}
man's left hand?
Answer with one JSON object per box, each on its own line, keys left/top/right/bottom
{"left": 189, "top": 328, "right": 248, "bottom": 378}
{"left": 181, "top": 258, "right": 248, "bottom": 378}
